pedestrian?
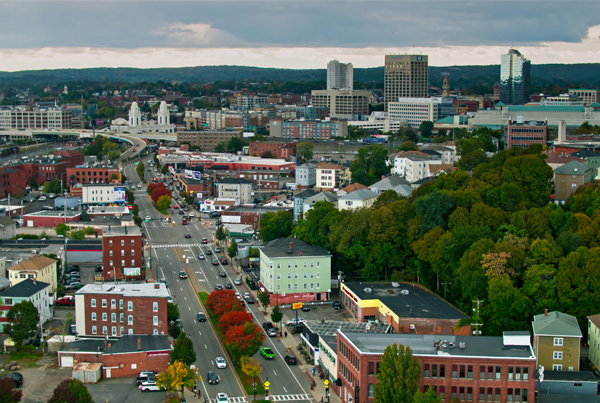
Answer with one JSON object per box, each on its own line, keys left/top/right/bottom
{"left": 312, "top": 367, "right": 316, "bottom": 376}
{"left": 284, "top": 331, "right": 288, "bottom": 338}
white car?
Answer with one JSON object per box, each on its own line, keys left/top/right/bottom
{"left": 138, "top": 381, "right": 163, "bottom": 392}
{"left": 286, "top": 317, "right": 306, "bottom": 326}
{"left": 198, "top": 254, "right": 205, "bottom": 260}
{"left": 216, "top": 392, "right": 229, "bottom": 403}
{"left": 145, "top": 216, "right": 151, "bottom": 221}
{"left": 215, "top": 357, "right": 227, "bottom": 369}
{"left": 39, "top": 196, "right": 47, "bottom": 201}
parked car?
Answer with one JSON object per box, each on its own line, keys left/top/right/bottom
{"left": 284, "top": 355, "right": 297, "bottom": 365}
{"left": 302, "top": 306, "right": 311, "bottom": 312}
{"left": 286, "top": 317, "right": 305, "bottom": 326}
{"left": 267, "top": 328, "right": 277, "bottom": 337}
{"left": 138, "top": 370, "right": 157, "bottom": 378}
{"left": 0, "top": 373, "right": 23, "bottom": 387}
{"left": 260, "top": 347, "right": 275, "bottom": 359}
{"left": 262, "top": 322, "right": 274, "bottom": 330}
{"left": 207, "top": 371, "right": 220, "bottom": 385}
{"left": 64, "top": 284, "right": 84, "bottom": 291}
{"left": 179, "top": 270, "right": 187, "bottom": 279}
{"left": 55, "top": 296, "right": 75, "bottom": 306}
{"left": 136, "top": 374, "right": 156, "bottom": 385}
{"left": 138, "top": 381, "right": 163, "bottom": 392}
{"left": 95, "top": 265, "right": 102, "bottom": 272}
{"left": 234, "top": 278, "right": 242, "bottom": 285}
{"left": 214, "top": 247, "right": 220, "bottom": 253}
{"left": 332, "top": 301, "right": 342, "bottom": 310}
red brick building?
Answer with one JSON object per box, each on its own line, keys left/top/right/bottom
{"left": 66, "top": 165, "right": 120, "bottom": 186}
{"left": 504, "top": 119, "right": 547, "bottom": 149}
{"left": 54, "top": 150, "right": 85, "bottom": 166}
{"left": 249, "top": 141, "right": 296, "bottom": 160}
{"left": 101, "top": 226, "right": 144, "bottom": 280}
{"left": 336, "top": 331, "right": 535, "bottom": 403}
{"left": 74, "top": 283, "right": 169, "bottom": 337}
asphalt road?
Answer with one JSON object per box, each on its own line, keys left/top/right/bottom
{"left": 123, "top": 163, "right": 313, "bottom": 403}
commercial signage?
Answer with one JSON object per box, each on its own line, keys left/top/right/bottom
{"left": 193, "top": 171, "right": 201, "bottom": 180}
{"left": 292, "top": 302, "right": 303, "bottom": 310}
{"left": 147, "top": 351, "right": 170, "bottom": 357}
{"left": 184, "top": 170, "right": 193, "bottom": 178}
{"left": 114, "top": 187, "right": 126, "bottom": 203}
{"left": 123, "top": 267, "right": 141, "bottom": 276}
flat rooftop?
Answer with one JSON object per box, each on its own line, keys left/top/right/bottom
{"left": 344, "top": 282, "right": 467, "bottom": 320}
{"left": 76, "top": 283, "right": 169, "bottom": 298}
{"left": 304, "top": 320, "right": 391, "bottom": 337}
{"left": 24, "top": 210, "right": 81, "bottom": 218}
{"left": 340, "top": 331, "right": 535, "bottom": 359}
{"left": 102, "top": 226, "right": 142, "bottom": 237}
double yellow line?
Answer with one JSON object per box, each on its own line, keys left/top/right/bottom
{"left": 174, "top": 247, "right": 185, "bottom": 262}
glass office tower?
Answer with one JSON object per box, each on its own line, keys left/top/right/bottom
{"left": 500, "top": 49, "right": 531, "bottom": 105}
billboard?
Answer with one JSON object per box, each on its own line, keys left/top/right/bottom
{"left": 193, "top": 171, "right": 201, "bottom": 180}
{"left": 123, "top": 267, "right": 141, "bottom": 276}
{"left": 114, "top": 187, "right": 126, "bottom": 203}
{"left": 184, "top": 169, "right": 193, "bottom": 178}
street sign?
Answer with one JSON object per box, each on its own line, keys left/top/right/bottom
{"left": 264, "top": 381, "right": 270, "bottom": 387}
{"left": 324, "top": 380, "right": 329, "bottom": 386}
{"left": 292, "top": 302, "right": 303, "bottom": 310}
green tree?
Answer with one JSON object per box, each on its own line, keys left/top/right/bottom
{"left": 414, "top": 189, "right": 453, "bottom": 233}
{"left": 83, "top": 226, "right": 96, "bottom": 235}
{"left": 215, "top": 226, "right": 226, "bottom": 245}
{"left": 350, "top": 145, "right": 391, "bottom": 186}
{"left": 170, "top": 333, "right": 196, "bottom": 366}
{"left": 5, "top": 300, "right": 40, "bottom": 347}
{"left": 413, "top": 387, "right": 443, "bottom": 403}
{"left": 457, "top": 151, "right": 489, "bottom": 171}
{"left": 259, "top": 211, "right": 293, "bottom": 242}
{"left": 42, "top": 179, "right": 64, "bottom": 194}
{"left": 374, "top": 344, "right": 421, "bottom": 403}
{"left": 226, "top": 136, "right": 247, "bottom": 153}
{"left": 135, "top": 161, "right": 145, "bottom": 179}
{"left": 240, "top": 356, "right": 262, "bottom": 399}
{"left": 419, "top": 121, "right": 434, "bottom": 137}
{"left": 296, "top": 142, "right": 314, "bottom": 161}
{"left": 157, "top": 194, "right": 171, "bottom": 211}
{"left": 482, "top": 274, "right": 532, "bottom": 336}
{"left": 55, "top": 223, "right": 69, "bottom": 237}
{"left": 214, "top": 142, "right": 226, "bottom": 153}
{"left": 47, "top": 378, "right": 94, "bottom": 403}
{"left": 28, "top": 176, "right": 37, "bottom": 189}
{"left": 161, "top": 164, "right": 168, "bottom": 175}
{"left": 70, "top": 230, "right": 85, "bottom": 240}
{"left": 167, "top": 302, "right": 180, "bottom": 323}
{"left": 258, "top": 291, "right": 271, "bottom": 311}
{"left": 227, "top": 239, "right": 238, "bottom": 260}
{"left": 399, "top": 141, "right": 419, "bottom": 151}
{"left": 270, "top": 305, "right": 283, "bottom": 326}
{"left": 260, "top": 150, "right": 274, "bottom": 158}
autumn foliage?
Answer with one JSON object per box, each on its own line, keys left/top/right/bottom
{"left": 151, "top": 185, "right": 170, "bottom": 202}
{"left": 218, "top": 310, "right": 253, "bottom": 334}
{"left": 205, "top": 290, "right": 242, "bottom": 318}
{"left": 224, "top": 321, "right": 264, "bottom": 361}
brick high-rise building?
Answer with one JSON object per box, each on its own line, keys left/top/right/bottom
{"left": 101, "top": 226, "right": 144, "bottom": 280}
{"left": 74, "top": 283, "right": 169, "bottom": 337}
{"left": 384, "top": 54, "right": 429, "bottom": 111}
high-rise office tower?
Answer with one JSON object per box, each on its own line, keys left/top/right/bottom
{"left": 384, "top": 54, "right": 428, "bottom": 111}
{"left": 500, "top": 49, "right": 531, "bottom": 105}
{"left": 327, "top": 60, "right": 353, "bottom": 90}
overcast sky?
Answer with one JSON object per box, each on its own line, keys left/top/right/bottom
{"left": 1, "top": 0, "right": 599, "bottom": 71}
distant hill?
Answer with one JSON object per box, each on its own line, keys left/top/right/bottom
{"left": 0, "top": 63, "right": 599, "bottom": 89}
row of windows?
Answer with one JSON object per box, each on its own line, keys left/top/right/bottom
{"left": 91, "top": 326, "right": 160, "bottom": 336}
{"left": 421, "top": 385, "right": 529, "bottom": 402}
{"left": 107, "top": 260, "right": 137, "bottom": 267}
{"left": 277, "top": 282, "right": 320, "bottom": 291}
{"left": 509, "top": 136, "right": 544, "bottom": 141}
{"left": 340, "top": 342, "right": 358, "bottom": 370}
{"left": 91, "top": 312, "right": 159, "bottom": 326}
{"left": 90, "top": 299, "right": 159, "bottom": 311}
{"left": 109, "top": 250, "right": 136, "bottom": 256}
{"left": 108, "top": 239, "right": 136, "bottom": 246}
{"left": 509, "top": 128, "right": 545, "bottom": 133}
{"left": 271, "top": 262, "right": 321, "bottom": 269}
{"left": 276, "top": 272, "right": 320, "bottom": 279}
{"left": 422, "top": 364, "right": 530, "bottom": 381}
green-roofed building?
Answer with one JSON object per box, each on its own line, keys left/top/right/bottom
{"left": 532, "top": 310, "right": 582, "bottom": 371}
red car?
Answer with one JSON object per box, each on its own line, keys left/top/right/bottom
{"left": 55, "top": 297, "right": 75, "bottom": 306}
{"left": 185, "top": 234, "right": 191, "bottom": 238}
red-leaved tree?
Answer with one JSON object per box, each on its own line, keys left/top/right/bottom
{"left": 146, "top": 183, "right": 161, "bottom": 195}
{"left": 218, "top": 310, "right": 253, "bottom": 334}
{"left": 151, "top": 186, "right": 170, "bottom": 202}
{"left": 205, "top": 290, "right": 241, "bottom": 318}
{"left": 224, "top": 321, "right": 264, "bottom": 362}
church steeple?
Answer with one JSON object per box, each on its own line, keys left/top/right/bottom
{"left": 442, "top": 75, "right": 450, "bottom": 97}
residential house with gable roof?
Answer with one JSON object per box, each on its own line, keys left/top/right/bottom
{"left": 7, "top": 255, "right": 57, "bottom": 295}
{"left": 532, "top": 310, "right": 582, "bottom": 371}
{"left": 553, "top": 160, "right": 593, "bottom": 203}
{"left": 337, "top": 188, "right": 379, "bottom": 211}
{"left": 0, "top": 279, "right": 52, "bottom": 332}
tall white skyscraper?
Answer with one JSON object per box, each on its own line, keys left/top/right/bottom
{"left": 327, "top": 60, "right": 353, "bottom": 90}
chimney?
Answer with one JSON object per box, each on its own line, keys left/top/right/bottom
{"left": 289, "top": 241, "right": 293, "bottom": 249}
{"left": 124, "top": 226, "right": 127, "bottom": 234}
{"left": 544, "top": 308, "right": 548, "bottom": 317}
{"left": 32, "top": 278, "right": 36, "bottom": 285}
{"left": 137, "top": 338, "right": 141, "bottom": 351}
{"left": 154, "top": 283, "right": 160, "bottom": 290}
{"left": 298, "top": 250, "right": 302, "bottom": 256}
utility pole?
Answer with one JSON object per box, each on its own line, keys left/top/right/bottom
{"left": 441, "top": 281, "right": 451, "bottom": 300}
{"left": 472, "top": 299, "right": 484, "bottom": 336}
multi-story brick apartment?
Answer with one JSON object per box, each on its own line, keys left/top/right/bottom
{"left": 336, "top": 330, "right": 535, "bottom": 403}
{"left": 74, "top": 283, "right": 169, "bottom": 337}
{"left": 269, "top": 118, "right": 348, "bottom": 140}
{"left": 177, "top": 129, "right": 243, "bottom": 152}
{"left": 504, "top": 119, "right": 547, "bottom": 149}
{"left": 553, "top": 160, "right": 594, "bottom": 203}
{"left": 66, "top": 164, "right": 120, "bottom": 186}
{"left": 101, "top": 226, "right": 144, "bottom": 280}
{"left": 248, "top": 141, "right": 296, "bottom": 160}
{"left": 6, "top": 255, "right": 58, "bottom": 295}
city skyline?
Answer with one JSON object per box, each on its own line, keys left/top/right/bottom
{"left": 0, "top": 1, "right": 599, "bottom": 71}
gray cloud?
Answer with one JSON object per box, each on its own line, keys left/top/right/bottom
{"left": 0, "top": 1, "right": 598, "bottom": 49}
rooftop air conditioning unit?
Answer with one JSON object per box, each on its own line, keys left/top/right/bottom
{"left": 409, "top": 324, "right": 415, "bottom": 330}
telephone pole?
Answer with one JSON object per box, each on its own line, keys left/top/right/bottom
{"left": 472, "top": 299, "right": 484, "bottom": 336}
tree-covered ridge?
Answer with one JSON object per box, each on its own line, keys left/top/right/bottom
{"left": 293, "top": 146, "right": 600, "bottom": 337}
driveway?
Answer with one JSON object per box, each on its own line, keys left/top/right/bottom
{"left": 86, "top": 377, "right": 170, "bottom": 403}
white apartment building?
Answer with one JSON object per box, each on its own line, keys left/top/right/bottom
{"left": 388, "top": 97, "right": 455, "bottom": 128}
{"left": 216, "top": 178, "right": 253, "bottom": 204}
{"left": 392, "top": 151, "right": 445, "bottom": 182}
{"left": 0, "top": 107, "right": 72, "bottom": 130}
{"left": 420, "top": 144, "right": 459, "bottom": 164}
{"left": 327, "top": 60, "right": 353, "bottom": 90}
{"left": 348, "top": 112, "right": 405, "bottom": 133}
{"left": 311, "top": 89, "right": 370, "bottom": 120}
{"left": 315, "top": 163, "right": 347, "bottom": 191}
{"left": 81, "top": 184, "right": 127, "bottom": 205}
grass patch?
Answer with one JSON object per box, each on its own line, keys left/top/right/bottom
{"left": 236, "top": 366, "right": 266, "bottom": 396}
{"left": 10, "top": 351, "right": 44, "bottom": 367}
{"left": 151, "top": 202, "right": 168, "bottom": 215}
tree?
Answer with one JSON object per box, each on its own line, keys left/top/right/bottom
{"left": 47, "top": 378, "right": 93, "bottom": 403}
{"left": 374, "top": 344, "right": 421, "bottom": 403}
{"left": 227, "top": 239, "right": 238, "bottom": 260}
{"left": 258, "top": 291, "right": 271, "bottom": 311}
{"left": 482, "top": 274, "right": 532, "bottom": 336}
{"left": 270, "top": 305, "right": 283, "bottom": 326}
{"left": 151, "top": 186, "right": 170, "bottom": 202}
{"left": 83, "top": 226, "right": 96, "bottom": 235}
{"left": 399, "top": 141, "right": 419, "bottom": 151}
{"left": 224, "top": 321, "right": 264, "bottom": 362}
{"left": 28, "top": 176, "right": 37, "bottom": 189}
{"left": 296, "top": 142, "right": 314, "bottom": 161}
{"left": 350, "top": 144, "right": 391, "bottom": 186}
{"left": 43, "top": 179, "right": 64, "bottom": 194}
{"left": 419, "top": 121, "right": 434, "bottom": 137}
{"left": 240, "top": 355, "right": 262, "bottom": 399}
{"left": 5, "top": 300, "right": 39, "bottom": 346}
{"left": 170, "top": 333, "right": 196, "bottom": 366}
{"left": 110, "top": 174, "right": 118, "bottom": 182}
{"left": 161, "top": 164, "right": 168, "bottom": 175}
{"left": 135, "top": 161, "right": 145, "bottom": 178}
{"left": 214, "top": 142, "right": 226, "bottom": 153}
{"left": 413, "top": 387, "right": 443, "bottom": 403}
{"left": 215, "top": 226, "right": 226, "bottom": 245}
{"left": 414, "top": 189, "right": 453, "bottom": 233}
{"left": 457, "top": 151, "right": 489, "bottom": 171}
{"left": 226, "top": 136, "right": 247, "bottom": 153}
{"left": 156, "top": 360, "right": 199, "bottom": 400}
{"left": 70, "top": 230, "right": 85, "bottom": 240}
{"left": 167, "top": 302, "right": 180, "bottom": 323}
{"left": 157, "top": 194, "right": 171, "bottom": 211}
{"left": 258, "top": 211, "right": 293, "bottom": 242}
{"left": 260, "top": 150, "right": 274, "bottom": 159}
{"left": 206, "top": 290, "right": 242, "bottom": 318}
{"left": 0, "top": 377, "right": 22, "bottom": 403}
{"left": 218, "top": 310, "right": 253, "bottom": 334}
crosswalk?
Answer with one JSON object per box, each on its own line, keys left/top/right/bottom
{"left": 209, "top": 395, "right": 313, "bottom": 403}
{"left": 151, "top": 243, "right": 201, "bottom": 249}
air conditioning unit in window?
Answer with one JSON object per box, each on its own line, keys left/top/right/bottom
{"left": 281, "top": 293, "right": 286, "bottom": 297}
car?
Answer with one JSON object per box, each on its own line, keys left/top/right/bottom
{"left": 65, "top": 273, "right": 80, "bottom": 280}
{"left": 286, "top": 317, "right": 305, "bottom": 326}
{"left": 243, "top": 292, "right": 250, "bottom": 299}
{"left": 245, "top": 296, "right": 254, "bottom": 304}
{"left": 175, "top": 319, "right": 183, "bottom": 331}
{"left": 197, "top": 312, "right": 206, "bottom": 322}
{"left": 55, "top": 296, "right": 75, "bottom": 306}
{"left": 66, "top": 266, "right": 79, "bottom": 273}
{"left": 65, "top": 280, "right": 81, "bottom": 287}
{"left": 160, "top": 278, "right": 168, "bottom": 288}
{"left": 284, "top": 355, "right": 297, "bottom": 365}
{"left": 95, "top": 265, "right": 102, "bottom": 272}
{"left": 64, "top": 284, "right": 84, "bottom": 291}
{"left": 167, "top": 295, "right": 173, "bottom": 303}
{"left": 218, "top": 271, "right": 227, "bottom": 277}
{"left": 267, "top": 328, "right": 277, "bottom": 337}
{"left": 201, "top": 238, "right": 208, "bottom": 244}
{"left": 181, "top": 220, "right": 187, "bottom": 225}
{"left": 184, "top": 234, "right": 191, "bottom": 238}
{"left": 233, "top": 278, "right": 242, "bottom": 285}
{"left": 332, "top": 301, "right": 342, "bottom": 310}
{"left": 205, "top": 249, "right": 212, "bottom": 255}
{"left": 198, "top": 253, "right": 205, "bottom": 260}
{"left": 214, "top": 247, "right": 220, "bottom": 253}
{"left": 260, "top": 347, "right": 275, "bottom": 359}
{"left": 215, "top": 357, "right": 227, "bottom": 369}
{"left": 174, "top": 205, "right": 179, "bottom": 209}
{"left": 207, "top": 371, "right": 220, "bottom": 385}
{"left": 179, "top": 270, "right": 187, "bottom": 279}
{"left": 219, "top": 257, "right": 228, "bottom": 265}
{"left": 302, "top": 306, "right": 311, "bottom": 312}
{"left": 138, "top": 370, "right": 157, "bottom": 377}
{"left": 223, "top": 282, "right": 233, "bottom": 290}
{"left": 135, "top": 374, "right": 156, "bottom": 385}
{"left": 216, "top": 393, "right": 229, "bottom": 403}
{"left": 263, "top": 322, "right": 274, "bottom": 330}
{"left": 214, "top": 284, "right": 223, "bottom": 290}
{"left": 188, "top": 213, "right": 195, "bottom": 217}
{"left": 0, "top": 373, "right": 23, "bottom": 388}
{"left": 138, "top": 381, "right": 163, "bottom": 392}
{"left": 145, "top": 216, "right": 151, "bottom": 221}
{"left": 212, "top": 259, "right": 219, "bottom": 266}
{"left": 178, "top": 210, "right": 184, "bottom": 215}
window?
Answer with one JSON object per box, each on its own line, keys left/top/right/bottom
{"left": 119, "top": 299, "right": 123, "bottom": 309}
{"left": 554, "top": 337, "right": 563, "bottom": 346}
{"left": 120, "top": 326, "right": 124, "bottom": 336}
{"left": 294, "top": 284, "right": 298, "bottom": 290}
{"left": 451, "top": 364, "right": 458, "bottom": 379}
{"left": 131, "top": 240, "right": 135, "bottom": 246}
{"left": 102, "top": 299, "right": 107, "bottom": 308}
{"left": 423, "top": 363, "right": 430, "bottom": 378}
{"left": 368, "top": 384, "right": 374, "bottom": 398}
{"left": 303, "top": 283, "right": 307, "bottom": 290}
{"left": 552, "top": 364, "right": 562, "bottom": 371}
{"left": 303, "top": 273, "right": 307, "bottom": 279}
{"left": 487, "top": 366, "right": 494, "bottom": 380}
{"left": 128, "top": 301, "right": 133, "bottom": 311}
{"left": 102, "top": 313, "right": 107, "bottom": 321}
{"left": 522, "top": 389, "right": 528, "bottom": 402}
{"left": 102, "top": 326, "right": 107, "bottom": 334}
{"left": 287, "top": 273, "right": 291, "bottom": 279}
{"left": 91, "top": 312, "right": 96, "bottom": 321}
{"left": 317, "top": 283, "right": 320, "bottom": 289}
{"left": 495, "top": 366, "right": 501, "bottom": 380}
{"left": 460, "top": 365, "right": 466, "bottom": 379}
{"left": 522, "top": 367, "right": 528, "bottom": 381}
{"left": 91, "top": 298, "right": 96, "bottom": 307}
{"left": 431, "top": 364, "right": 437, "bottom": 378}
{"left": 120, "top": 313, "right": 123, "bottom": 322}
{"left": 153, "top": 316, "right": 158, "bottom": 326}
{"left": 131, "top": 259, "right": 135, "bottom": 266}
{"left": 439, "top": 364, "right": 445, "bottom": 378}
{"left": 509, "top": 366, "right": 514, "bottom": 380}
{"left": 508, "top": 388, "right": 513, "bottom": 402}
{"left": 112, "top": 326, "right": 117, "bottom": 336}
{"left": 109, "top": 250, "right": 113, "bottom": 256}
{"left": 495, "top": 388, "right": 501, "bottom": 402}
{"left": 467, "top": 365, "right": 473, "bottom": 379}
{"left": 277, "top": 274, "right": 281, "bottom": 280}
{"left": 553, "top": 351, "right": 563, "bottom": 360}
{"left": 154, "top": 329, "right": 158, "bottom": 335}
{"left": 111, "top": 299, "right": 116, "bottom": 309}
{"left": 121, "top": 240, "right": 124, "bottom": 246}
{"left": 467, "top": 387, "right": 473, "bottom": 402}
{"left": 128, "top": 315, "right": 133, "bottom": 325}
{"left": 451, "top": 386, "right": 457, "bottom": 399}
{"left": 121, "top": 260, "right": 125, "bottom": 266}
{"left": 459, "top": 387, "right": 465, "bottom": 400}
{"left": 131, "top": 250, "right": 135, "bottom": 256}
{"left": 92, "top": 326, "right": 97, "bottom": 334}
{"left": 109, "top": 240, "right": 112, "bottom": 246}
{"left": 121, "top": 250, "right": 125, "bottom": 256}
{"left": 153, "top": 302, "right": 158, "bottom": 312}
{"left": 111, "top": 313, "right": 116, "bottom": 322}
{"left": 128, "top": 329, "right": 133, "bottom": 335}
{"left": 109, "top": 260, "right": 113, "bottom": 266}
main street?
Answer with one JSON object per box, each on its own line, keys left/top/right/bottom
{"left": 123, "top": 162, "right": 314, "bottom": 402}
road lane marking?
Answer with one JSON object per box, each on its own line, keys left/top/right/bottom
{"left": 204, "top": 344, "right": 208, "bottom": 349}
{"left": 273, "top": 370, "right": 277, "bottom": 376}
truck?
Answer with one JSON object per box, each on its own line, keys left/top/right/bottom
{"left": 285, "top": 183, "right": 298, "bottom": 191}
{"left": 363, "top": 137, "right": 386, "bottom": 144}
